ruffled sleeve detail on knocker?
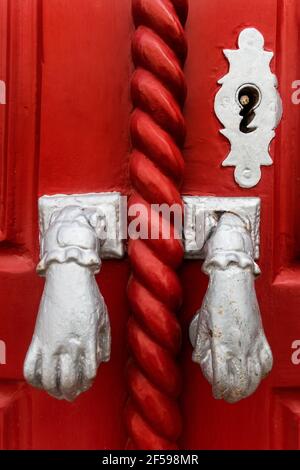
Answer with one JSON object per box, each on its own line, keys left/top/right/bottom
{"left": 37, "top": 247, "right": 101, "bottom": 276}
{"left": 37, "top": 207, "right": 101, "bottom": 276}
{"left": 203, "top": 250, "right": 261, "bottom": 276}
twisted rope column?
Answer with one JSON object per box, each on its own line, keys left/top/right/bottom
{"left": 126, "top": 0, "right": 188, "bottom": 450}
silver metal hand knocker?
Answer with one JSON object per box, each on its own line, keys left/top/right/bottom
{"left": 24, "top": 193, "right": 124, "bottom": 401}
{"left": 184, "top": 197, "right": 273, "bottom": 403}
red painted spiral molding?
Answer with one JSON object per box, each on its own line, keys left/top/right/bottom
{"left": 126, "top": 0, "right": 188, "bottom": 450}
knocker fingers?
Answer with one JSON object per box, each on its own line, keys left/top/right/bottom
{"left": 41, "top": 352, "right": 63, "bottom": 400}
{"left": 57, "top": 353, "right": 82, "bottom": 402}
{"left": 23, "top": 339, "right": 43, "bottom": 390}
{"left": 210, "top": 342, "right": 251, "bottom": 404}
{"left": 258, "top": 335, "right": 273, "bottom": 378}
{"left": 211, "top": 342, "right": 232, "bottom": 401}
{"left": 210, "top": 335, "right": 273, "bottom": 404}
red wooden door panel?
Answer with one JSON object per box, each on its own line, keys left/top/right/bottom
{"left": 0, "top": 0, "right": 299, "bottom": 450}
{"left": 0, "top": 0, "right": 132, "bottom": 450}
{"left": 180, "top": 0, "right": 300, "bottom": 450}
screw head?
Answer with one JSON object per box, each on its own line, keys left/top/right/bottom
{"left": 240, "top": 95, "right": 250, "bottom": 106}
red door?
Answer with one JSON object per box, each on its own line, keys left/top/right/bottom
{"left": 0, "top": 0, "right": 299, "bottom": 450}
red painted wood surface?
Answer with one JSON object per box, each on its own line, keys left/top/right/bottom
{"left": 0, "top": 0, "right": 299, "bottom": 449}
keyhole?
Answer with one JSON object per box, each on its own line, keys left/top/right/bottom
{"left": 237, "top": 85, "right": 261, "bottom": 134}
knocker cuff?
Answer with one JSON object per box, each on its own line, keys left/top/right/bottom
{"left": 37, "top": 246, "right": 101, "bottom": 275}
{"left": 37, "top": 207, "right": 102, "bottom": 276}
{"left": 202, "top": 250, "right": 261, "bottom": 276}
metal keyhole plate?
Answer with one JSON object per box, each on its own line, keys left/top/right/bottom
{"left": 214, "top": 28, "right": 282, "bottom": 188}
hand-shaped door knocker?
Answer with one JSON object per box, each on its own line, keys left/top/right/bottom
{"left": 24, "top": 193, "right": 124, "bottom": 401}
{"left": 184, "top": 197, "right": 273, "bottom": 403}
